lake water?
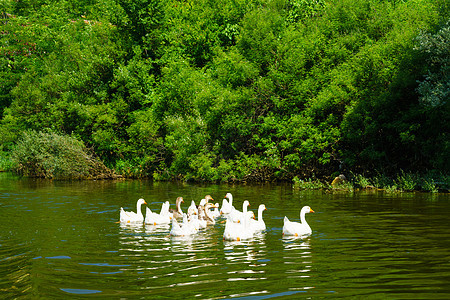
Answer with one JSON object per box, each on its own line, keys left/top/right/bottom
{"left": 1, "top": 173, "right": 449, "bottom": 299}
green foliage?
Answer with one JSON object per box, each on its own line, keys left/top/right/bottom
{"left": 11, "top": 131, "right": 115, "bottom": 179}
{"left": 286, "top": 0, "right": 326, "bottom": 23}
{"left": 415, "top": 20, "right": 449, "bottom": 108}
{"left": 0, "top": 0, "right": 448, "bottom": 186}
{"left": 351, "top": 173, "right": 372, "bottom": 189}
{"left": 293, "top": 176, "right": 329, "bottom": 190}
{"left": 395, "top": 170, "right": 418, "bottom": 192}
{"left": 422, "top": 177, "right": 438, "bottom": 193}
{"left": 0, "top": 151, "right": 15, "bottom": 172}
{"left": 413, "top": 20, "right": 450, "bottom": 171}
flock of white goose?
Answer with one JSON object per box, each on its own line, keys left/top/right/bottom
{"left": 119, "top": 193, "right": 315, "bottom": 241}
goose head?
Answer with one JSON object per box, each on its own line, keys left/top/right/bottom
{"left": 301, "top": 206, "right": 314, "bottom": 214}
{"left": 259, "top": 204, "right": 267, "bottom": 211}
{"left": 137, "top": 198, "right": 147, "bottom": 206}
{"left": 242, "top": 200, "right": 250, "bottom": 210}
{"left": 225, "top": 193, "right": 233, "bottom": 202}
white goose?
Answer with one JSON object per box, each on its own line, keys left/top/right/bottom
{"left": 189, "top": 213, "right": 206, "bottom": 230}
{"left": 170, "top": 213, "right": 198, "bottom": 236}
{"left": 159, "top": 201, "right": 171, "bottom": 215}
{"left": 187, "top": 200, "right": 199, "bottom": 216}
{"left": 120, "top": 198, "right": 147, "bottom": 224}
{"left": 283, "top": 206, "right": 315, "bottom": 237}
{"left": 220, "top": 192, "right": 235, "bottom": 215}
{"left": 223, "top": 200, "right": 254, "bottom": 241}
{"left": 249, "top": 204, "right": 267, "bottom": 232}
{"left": 210, "top": 202, "right": 221, "bottom": 219}
{"left": 145, "top": 202, "right": 171, "bottom": 225}
{"left": 227, "top": 200, "right": 254, "bottom": 223}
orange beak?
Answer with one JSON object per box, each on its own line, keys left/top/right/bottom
{"left": 310, "top": 208, "right": 315, "bottom": 213}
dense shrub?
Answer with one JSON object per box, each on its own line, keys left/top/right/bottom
{"left": 0, "top": 0, "right": 448, "bottom": 184}
{"left": 12, "top": 131, "right": 116, "bottom": 179}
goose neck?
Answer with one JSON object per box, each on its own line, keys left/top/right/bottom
{"left": 137, "top": 202, "right": 144, "bottom": 218}
{"left": 258, "top": 208, "right": 264, "bottom": 221}
{"left": 177, "top": 200, "right": 183, "bottom": 214}
{"left": 300, "top": 210, "right": 307, "bottom": 225}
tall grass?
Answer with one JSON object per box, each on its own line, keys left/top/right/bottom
{"left": 293, "top": 172, "right": 449, "bottom": 193}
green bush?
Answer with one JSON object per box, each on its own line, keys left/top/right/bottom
{"left": 396, "top": 170, "right": 418, "bottom": 192}
{"left": 12, "top": 130, "right": 116, "bottom": 179}
{"left": 351, "top": 173, "right": 372, "bottom": 189}
{"left": 293, "top": 176, "right": 329, "bottom": 190}
{"left": 0, "top": 151, "right": 16, "bottom": 171}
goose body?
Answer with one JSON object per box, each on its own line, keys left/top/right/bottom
{"left": 170, "top": 213, "right": 198, "bottom": 236}
{"left": 223, "top": 200, "right": 254, "bottom": 241}
{"left": 227, "top": 207, "right": 254, "bottom": 223}
{"left": 226, "top": 199, "right": 254, "bottom": 223}
{"left": 120, "top": 198, "right": 147, "bottom": 224}
{"left": 249, "top": 204, "right": 267, "bottom": 232}
{"left": 189, "top": 214, "right": 207, "bottom": 230}
{"left": 159, "top": 201, "right": 171, "bottom": 216}
{"left": 145, "top": 203, "right": 171, "bottom": 225}
{"left": 188, "top": 200, "right": 199, "bottom": 216}
{"left": 210, "top": 203, "right": 220, "bottom": 219}
{"left": 283, "top": 206, "right": 314, "bottom": 237}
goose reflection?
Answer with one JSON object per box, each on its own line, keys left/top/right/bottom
{"left": 170, "top": 235, "right": 195, "bottom": 251}
{"left": 223, "top": 240, "right": 267, "bottom": 264}
{"left": 223, "top": 232, "right": 266, "bottom": 249}
{"left": 119, "top": 223, "right": 171, "bottom": 253}
{"left": 119, "top": 223, "right": 146, "bottom": 247}
{"left": 223, "top": 237, "right": 268, "bottom": 283}
{"left": 144, "top": 224, "right": 170, "bottom": 239}
{"left": 282, "top": 239, "right": 312, "bottom": 279}
{"left": 170, "top": 230, "right": 218, "bottom": 255}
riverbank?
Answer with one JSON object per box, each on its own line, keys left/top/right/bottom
{"left": 2, "top": 149, "right": 447, "bottom": 193}
{"left": 294, "top": 172, "right": 449, "bottom": 193}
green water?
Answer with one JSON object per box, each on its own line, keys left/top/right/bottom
{"left": 1, "top": 173, "right": 449, "bottom": 299}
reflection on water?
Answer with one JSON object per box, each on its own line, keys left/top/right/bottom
{"left": 1, "top": 174, "right": 450, "bottom": 298}
{"left": 282, "top": 238, "right": 312, "bottom": 288}
{"left": 0, "top": 241, "right": 33, "bottom": 299}
{"left": 223, "top": 234, "right": 267, "bottom": 264}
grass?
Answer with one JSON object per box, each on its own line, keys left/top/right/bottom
{"left": 293, "top": 171, "right": 449, "bottom": 193}
{"left": 293, "top": 176, "right": 330, "bottom": 190}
